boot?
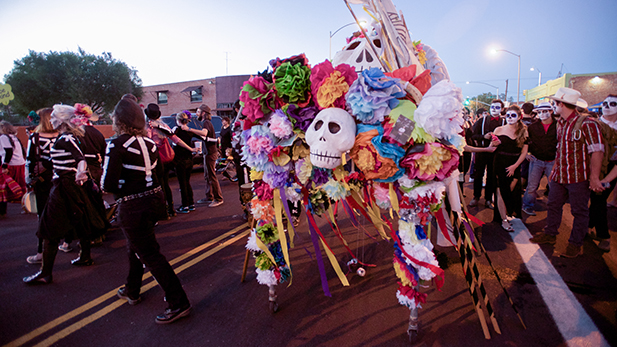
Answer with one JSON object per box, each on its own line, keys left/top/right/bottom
{"left": 24, "top": 239, "right": 58, "bottom": 285}
{"left": 72, "top": 239, "right": 94, "bottom": 266}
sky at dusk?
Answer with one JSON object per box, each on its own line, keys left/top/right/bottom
{"left": 2, "top": 0, "right": 616, "bottom": 102}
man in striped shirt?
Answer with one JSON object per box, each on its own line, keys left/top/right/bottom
{"left": 530, "top": 88, "right": 604, "bottom": 258}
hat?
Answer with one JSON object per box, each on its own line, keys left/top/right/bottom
{"left": 548, "top": 87, "right": 588, "bottom": 108}
{"left": 144, "top": 103, "right": 161, "bottom": 120}
{"left": 198, "top": 104, "right": 211, "bottom": 114}
{"left": 113, "top": 99, "right": 145, "bottom": 130}
{"left": 535, "top": 102, "right": 553, "bottom": 111}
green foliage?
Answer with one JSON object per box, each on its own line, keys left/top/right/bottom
{"left": 3, "top": 48, "right": 142, "bottom": 117}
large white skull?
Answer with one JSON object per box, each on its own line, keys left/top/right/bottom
{"left": 332, "top": 26, "right": 383, "bottom": 72}
{"left": 305, "top": 108, "right": 356, "bottom": 169}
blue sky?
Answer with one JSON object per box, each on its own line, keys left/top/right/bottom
{"left": 1, "top": 0, "right": 616, "bottom": 101}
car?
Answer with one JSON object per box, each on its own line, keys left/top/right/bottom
{"left": 160, "top": 113, "right": 223, "bottom": 167}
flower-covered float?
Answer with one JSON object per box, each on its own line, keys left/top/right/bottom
{"left": 238, "top": 0, "right": 493, "bottom": 341}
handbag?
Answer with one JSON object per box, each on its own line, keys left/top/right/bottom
{"left": 22, "top": 191, "right": 37, "bottom": 214}
{"left": 148, "top": 126, "right": 175, "bottom": 164}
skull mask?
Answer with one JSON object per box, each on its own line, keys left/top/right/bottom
{"left": 602, "top": 96, "right": 617, "bottom": 118}
{"left": 305, "top": 108, "right": 356, "bottom": 169}
{"left": 332, "top": 25, "right": 383, "bottom": 72}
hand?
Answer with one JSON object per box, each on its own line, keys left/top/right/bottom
{"left": 484, "top": 132, "right": 492, "bottom": 139}
{"left": 180, "top": 124, "right": 189, "bottom": 131}
{"left": 1, "top": 168, "right": 8, "bottom": 175}
{"left": 191, "top": 147, "right": 199, "bottom": 153}
{"left": 590, "top": 178, "right": 604, "bottom": 192}
{"left": 490, "top": 138, "right": 501, "bottom": 147}
{"left": 486, "top": 145, "right": 497, "bottom": 153}
{"left": 526, "top": 153, "right": 537, "bottom": 162}
{"left": 506, "top": 164, "right": 517, "bottom": 177}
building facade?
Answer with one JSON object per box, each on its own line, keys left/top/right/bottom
{"left": 524, "top": 71, "right": 617, "bottom": 107}
{"left": 140, "top": 75, "right": 250, "bottom": 118}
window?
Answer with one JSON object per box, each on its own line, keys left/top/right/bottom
{"left": 190, "top": 87, "right": 202, "bottom": 102}
{"left": 157, "top": 91, "right": 168, "bottom": 104}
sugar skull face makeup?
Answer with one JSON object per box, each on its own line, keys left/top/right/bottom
{"left": 602, "top": 96, "right": 617, "bottom": 117}
{"left": 490, "top": 103, "right": 502, "bottom": 116}
{"left": 505, "top": 111, "right": 519, "bottom": 124}
{"left": 537, "top": 109, "right": 552, "bottom": 121}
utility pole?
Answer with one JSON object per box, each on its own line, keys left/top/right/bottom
{"left": 504, "top": 79, "right": 509, "bottom": 103}
{"left": 225, "top": 52, "right": 229, "bottom": 75}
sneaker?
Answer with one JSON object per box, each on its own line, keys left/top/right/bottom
{"left": 557, "top": 243, "right": 583, "bottom": 258}
{"left": 188, "top": 205, "right": 195, "bottom": 211}
{"left": 58, "top": 242, "right": 72, "bottom": 253}
{"left": 196, "top": 198, "right": 213, "bottom": 204}
{"left": 209, "top": 200, "right": 223, "bottom": 208}
{"left": 469, "top": 198, "right": 479, "bottom": 207}
{"left": 176, "top": 206, "right": 191, "bottom": 214}
{"left": 501, "top": 219, "right": 514, "bottom": 232}
{"left": 26, "top": 253, "right": 43, "bottom": 264}
{"left": 522, "top": 207, "right": 536, "bottom": 216}
{"left": 117, "top": 287, "right": 141, "bottom": 305}
{"left": 155, "top": 304, "right": 191, "bottom": 324}
{"left": 597, "top": 239, "right": 611, "bottom": 252}
{"left": 485, "top": 201, "right": 494, "bottom": 210}
{"left": 529, "top": 233, "right": 557, "bottom": 245}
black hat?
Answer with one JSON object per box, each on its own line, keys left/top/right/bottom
{"left": 113, "top": 99, "right": 145, "bottom": 130}
{"left": 144, "top": 103, "right": 161, "bottom": 120}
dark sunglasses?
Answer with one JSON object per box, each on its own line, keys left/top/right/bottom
{"left": 603, "top": 101, "right": 617, "bottom": 108}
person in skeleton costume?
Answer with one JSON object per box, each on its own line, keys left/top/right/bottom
{"left": 469, "top": 99, "right": 505, "bottom": 209}
{"left": 23, "top": 104, "right": 106, "bottom": 284}
{"left": 589, "top": 94, "right": 617, "bottom": 251}
{"left": 102, "top": 99, "right": 191, "bottom": 324}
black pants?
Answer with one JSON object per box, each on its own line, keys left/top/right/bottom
{"left": 473, "top": 152, "right": 495, "bottom": 202}
{"left": 589, "top": 164, "right": 617, "bottom": 240}
{"left": 175, "top": 157, "right": 194, "bottom": 207}
{"left": 160, "top": 162, "right": 174, "bottom": 209}
{"left": 118, "top": 191, "right": 189, "bottom": 309}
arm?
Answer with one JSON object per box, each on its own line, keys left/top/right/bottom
{"left": 101, "top": 141, "right": 122, "bottom": 194}
{"left": 589, "top": 151, "right": 603, "bottom": 192}
{"left": 181, "top": 124, "right": 208, "bottom": 139}
{"left": 601, "top": 165, "right": 617, "bottom": 184}
{"left": 506, "top": 144, "right": 528, "bottom": 177}
{"left": 464, "top": 145, "right": 496, "bottom": 153}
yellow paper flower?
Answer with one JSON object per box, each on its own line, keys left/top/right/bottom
{"left": 356, "top": 148, "right": 376, "bottom": 172}
{"left": 250, "top": 170, "right": 264, "bottom": 181}
{"left": 415, "top": 144, "right": 451, "bottom": 177}
{"left": 296, "top": 158, "right": 313, "bottom": 185}
{"left": 393, "top": 262, "right": 415, "bottom": 287}
{"left": 316, "top": 71, "right": 350, "bottom": 109}
{"left": 292, "top": 141, "right": 310, "bottom": 161}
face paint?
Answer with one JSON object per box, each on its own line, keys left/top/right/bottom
{"left": 505, "top": 112, "right": 519, "bottom": 125}
{"left": 602, "top": 96, "right": 617, "bottom": 117}
{"left": 537, "top": 109, "right": 552, "bottom": 120}
{"left": 490, "top": 103, "right": 502, "bottom": 116}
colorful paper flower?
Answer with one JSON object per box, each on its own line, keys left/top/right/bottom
{"left": 273, "top": 61, "right": 312, "bottom": 105}
{"left": 400, "top": 142, "right": 459, "bottom": 181}
{"left": 269, "top": 109, "right": 294, "bottom": 139}
{"left": 253, "top": 180, "right": 274, "bottom": 201}
{"left": 413, "top": 80, "right": 464, "bottom": 140}
{"left": 285, "top": 104, "right": 319, "bottom": 132}
{"left": 322, "top": 179, "right": 348, "bottom": 201}
{"left": 251, "top": 198, "right": 275, "bottom": 222}
{"left": 345, "top": 68, "right": 405, "bottom": 125}
{"left": 295, "top": 157, "right": 313, "bottom": 185}
{"left": 308, "top": 187, "right": 330, "bottom": 216}
{"left": 240, "top": 76, "right": 276, "bottom": 124}
{"left": 256, "top": 223, "right": 278, "bottom": 244}
{"left": 310, "top": 60, "right": 357, "bottom": 109}
{"left": 373, "top": 182, "right": 392, "bottom": 209}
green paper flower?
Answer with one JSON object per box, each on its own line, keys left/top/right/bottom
{"left": 274, "top": 62, "right": 312, "bottom": 104}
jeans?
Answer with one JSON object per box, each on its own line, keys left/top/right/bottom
{"left": 545, "top": 180, "right": 590, "bottom": 246}
{"left": 118, "top": 191, "right": 189, "bottom": 309}
{"left": 522, "top": 158, "right": 554, "bottom": 211}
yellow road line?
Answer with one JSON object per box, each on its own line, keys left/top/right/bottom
{"left": 4, "top": 224, "right": 250, "bottom": 347}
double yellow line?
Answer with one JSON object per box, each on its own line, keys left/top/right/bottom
{"left": 5, "top": 223, "right": 251, "bottom": 347}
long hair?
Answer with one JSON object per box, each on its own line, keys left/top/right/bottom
{"left": 56, "top": 122, "right": 84, "bottom": 138}
{"left": 0, "top": 120, "right": 17, "bottom": 135}
{"left": 506, "top": 105, "right": 527, "bottom": 147}
{"left": 35, "top": 108, "right": 55, "bottom": 134}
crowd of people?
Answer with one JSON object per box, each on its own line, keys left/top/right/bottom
{"left": 460, "top": 88, "right": 617, "bottom": 257}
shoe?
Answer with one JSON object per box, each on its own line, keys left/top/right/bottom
{"left": 27, "top": 253, "right": 43, "bottom": 264}
{"left": 23, "top": 271, "right": 52, "bottom": 285}
{"left": 188, "top": 205, "right": 195, "bottom": 211}
{"left": 71, "top": 257, "right": 94, "bottom": 266}
{"left": 209, "top": 200, "right": 223, "bottom": 208}
{"left": 529, "top": 233, "right": 557, "bottom": 245}
{"left": 522, "top": 207, "right": 536, "bottom": 216}
{"left": 501, "top": 219, "right": 514, "bottom": 232}
{"left": 58, "top": 242, "right": 72, "bottom": 253}
{"left": 176, "top": 206, "right": 191, "bottom": 214}
{"left": 196, "top": 198, "right": 213, "bottom": 204}
{"left": 597, "top": 239, "right": 611, "bottom": 252}
{"left": 167, "top": 209, "right": 176, "bottom": 218}
{"left": 230, "top": 177, "right": 238, "bottom": 182}
{"left": 117, "top": 287, "right": 141, "bottom": 305}
{"left": 468, "top": 178, "right": 475, "bottom": 183}
{"left": 155, "top": 304, "right": 191, "bottom": 324}
{"left": 469, "top": 198, "right": 479, "bottom": 207}
{"left": 557, "top": 243, "right": 583, "bottom": 258}
{"left": 485, "top": 201, "right": 494, "bottom": 210}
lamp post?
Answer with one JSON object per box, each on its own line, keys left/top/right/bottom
{"left": 466, "top": 81, "right": 500, "bottom": 99}
{"left": 330, "top": 21, "right": 365, "bottom": 60}
{"left": 493, "top": 49, "right": 521, "bottom": 104}
{"left": 530, "top": 67, "right": 542, "bottom": 86}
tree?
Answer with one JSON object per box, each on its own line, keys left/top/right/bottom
{"left": 3, "top": 49, "right": 142, "bottom": 120}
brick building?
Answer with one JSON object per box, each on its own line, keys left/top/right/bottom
{"left": 524, "top": 71, "right": 617, "bottom": 108}
{"left": 140, "top": 74, "right": 251, "bottom": 118}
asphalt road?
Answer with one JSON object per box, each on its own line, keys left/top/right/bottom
{"left": 1, "top": 172, "right": 616, "bottom": 347}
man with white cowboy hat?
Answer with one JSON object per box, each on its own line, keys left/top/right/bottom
{"left": 529, "top": 87, "right": 604, "bottom": 258}
{"left": 522, "top": 102, "right": 558, "bottom": 216}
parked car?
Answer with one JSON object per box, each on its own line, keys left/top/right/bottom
{"left": 160, "top": 113, "right": 223, "bottom": 167}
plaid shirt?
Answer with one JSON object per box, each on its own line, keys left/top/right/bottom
{"left": 550, "top": 113, "right": 604, "bottom": 184}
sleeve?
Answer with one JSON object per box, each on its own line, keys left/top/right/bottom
{"left": 1, "top": 135, "right": 13, "bottom": 166}
{"left": 470, "top": 119, "right": 484, "bottom": 143}
{"left": 25, "top": 134, "right": 37, "bottom": 180}
{"left": 101, "top": 140, "right": 123, "bottom": 193}
{"left": 583, "top": 120, "right": 605, "bottom": 153}
{"left": 65, "top": 135, "right": 85, "bottom": 163}
{"left": 94, "top": 130, "right": 107, "bottom": 160}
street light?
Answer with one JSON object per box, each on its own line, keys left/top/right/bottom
{"left": 466, "top": 81, "right": 500, "bottom": 99}
{"left": 530, "top": 67, "right": 542, "bottom": 86}
{"left": 330, "top": 21, "right": 366, "bottom": 60}
{"left": 492, "top": 49, "right": 521, "bottom": 104}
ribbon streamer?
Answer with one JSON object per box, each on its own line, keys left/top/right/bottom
{"left": 273, "top": 189, "right": 292, "bottom": 285}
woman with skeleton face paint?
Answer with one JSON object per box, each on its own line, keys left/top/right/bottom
{"left": 490, "top": 105, "right": 528, "bottom": 231}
